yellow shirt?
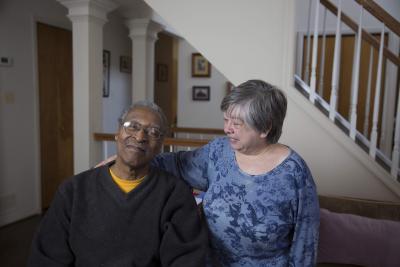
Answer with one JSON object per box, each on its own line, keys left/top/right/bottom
{"left": 109, "top": 168, "right": 145, "bottom": 193}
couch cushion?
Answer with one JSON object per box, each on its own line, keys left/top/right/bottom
{"left": 318, "top": 208, "right": 400, "bottom": 267}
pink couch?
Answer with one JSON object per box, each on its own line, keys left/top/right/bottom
{"left": 317, "top": 195, "right": 400, "bottom": 267}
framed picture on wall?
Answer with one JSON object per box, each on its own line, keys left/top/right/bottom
{"left": 191, "top": 53, "right": 211, "bottom": 77}
{"left": 192, "top": 86, "right": 210, "bottom": 101}
{"left": 103, "top": 50, "right": 110, "bottom": 97}
{"left": 120, "top": 56, "right": 132, "bottom": 73}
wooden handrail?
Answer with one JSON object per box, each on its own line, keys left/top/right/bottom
{"left": 320, "top": 0, "right": 400, "bottom": 67}
{"left": 93, "top": 133, "right": 208, "bottom": 147}
{"left": 164, "top": 138, "right": 208, "bottom": 147}
{"left": 354, "top": 0, "right": 400, "bottom": 37}
{"left": 94, "top": 133, "right": 115, "bottom": 141}
{"left": 170, "top": 127, "right": 224, "bottom": 135}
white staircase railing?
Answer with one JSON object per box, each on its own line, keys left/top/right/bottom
{"left": 297, "top": 0, "right": 400, "bottom": 181}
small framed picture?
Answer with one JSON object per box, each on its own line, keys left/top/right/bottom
{"left": 192, "top": 86, "right": 210, "bottom": 101}
{"left": 156, "top": 63, "right": 168, "bottom": 82}
{"left": 120, "top": 56, "right": 132, "bottom": 73}
{"left": 103, "top": 50, "right": 110, "bottom": 97}
{"left": 191, "top": 53, "right": 211, "bottom": 77}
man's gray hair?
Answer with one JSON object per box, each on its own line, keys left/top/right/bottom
{"left": 220, "top": 79, "right": 287, "bottom": 144}
{"left": 118, "top": 100, "right": 168, "bottom": 134}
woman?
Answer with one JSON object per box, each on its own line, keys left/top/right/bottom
{"left": 153, "top": 80, "right": 319, "bottom": 266}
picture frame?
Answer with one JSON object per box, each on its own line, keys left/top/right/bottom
{"left": 191, "top": 53, "right": 211, "bottom": 77}
{"left": 103, "top": 50, "right": 110, "bottom": 97}
{"left": 120, "top": 55, "right": 132, "bottom": 73}
{"left": 156, "top": 63, "right": 168, "bottom": 82}
{"left": 192, "top": 86, "right": 210, "bottom": 101}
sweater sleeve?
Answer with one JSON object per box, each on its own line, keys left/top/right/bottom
{"left": 28, "top": 184, "right": 74, "bottom": 267}
{"left": 159, "top": 178, "right": 208, "bottom": 267}
{"left": 152, "top": 142, "right": 211, "bottom": 191}
{"left": 288, "top": 166, "right": 320, "bottom": 267}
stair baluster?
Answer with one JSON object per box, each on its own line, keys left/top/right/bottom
{"left": 329, "top": 0, "right": 342, "bottom": 121}
{"left": 363, "top": 47, "right": 374, "bottom": 137}
{"left": 369, "top": 24, "right": 385, "bottom": 159}
{"left": 309, "top": 0, "right": 320, "bottom": 103}
{"left": 349, "top": 5, "right": 363, "bottom": 140}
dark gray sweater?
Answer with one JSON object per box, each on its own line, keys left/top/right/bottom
{"left": 28, "top": 164, "right": 208, "bottom": 267}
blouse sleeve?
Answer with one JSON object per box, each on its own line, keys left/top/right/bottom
{"left": 28, "top": 185, "right": 74, "bottom": 267}
{"left": 152, "top": 142, "right": 211, "bottom": 191}
{"left": 288, "top": 165, "right": 320, "bottom": 267}
{"left": 159, "top": 178, "right": 208, "bottom": 267}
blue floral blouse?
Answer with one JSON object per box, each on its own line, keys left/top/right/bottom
{"left": 153, "top": 137, "right": 319, "bottom": 267}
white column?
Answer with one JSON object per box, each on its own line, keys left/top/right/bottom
{"left": 58, "top": 0, "right": 118, "bottom": 173}
{"left": 126, "top": 18, "right": 163, "bottom": 102}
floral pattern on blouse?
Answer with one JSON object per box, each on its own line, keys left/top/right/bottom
{"left": 153, "top": 137, "right": 319, "bottom": 267}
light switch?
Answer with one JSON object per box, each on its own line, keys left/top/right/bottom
{"left": 0, "top": 57, "right": 13, "bottom": 67}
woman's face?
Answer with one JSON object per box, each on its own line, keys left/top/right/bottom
{"left": 223, "top": 109, "right": 268, "bottom": 155}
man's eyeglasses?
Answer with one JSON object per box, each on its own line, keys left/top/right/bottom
{"left": 122, "top": 121, "right": 163, "bottom": 140}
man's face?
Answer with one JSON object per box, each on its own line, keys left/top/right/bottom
{"left": 115, "top": 107, "right": 163, "bottom": 170}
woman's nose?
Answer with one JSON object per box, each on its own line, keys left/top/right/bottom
{"left": 224, "top": 120, "right": 233, "bottom": 134}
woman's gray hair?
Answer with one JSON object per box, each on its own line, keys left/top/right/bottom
{"left": 118, "top": 100, "right": 169, "bottom": 134}
{"left": 220, "top": 79, "right": 287, "bottom": 144}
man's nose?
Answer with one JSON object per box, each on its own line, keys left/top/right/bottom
{"left": 135, "top": 128, "right": 148, "bottom": 142}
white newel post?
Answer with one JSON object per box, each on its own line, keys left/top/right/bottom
{"left": 126, "top": 19, "right": 163, "bottom": 102}
{"left": 58, "top": 0, "right": 118, "bottom": 173}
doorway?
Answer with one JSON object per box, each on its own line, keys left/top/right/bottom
{"left": 37, "top": 22, "right": 73, "bottom": 209}
{"left": 154, "top": 32, "right": 178, "bottom": 129}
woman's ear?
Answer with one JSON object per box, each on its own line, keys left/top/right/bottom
{"left": 260, "top": 126, "right": 271, "bottom": 139}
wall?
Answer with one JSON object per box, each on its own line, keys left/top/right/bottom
{"left": 0, "top": 0, "right": 70, "bottom": 226}
{"left": 0, "top": 0, "right": 130, "bottom": 226}
{"left": 102, "top": 12, "right": 132, "bottom": 134}
{"left": 177, "top": 40, "right": 227, "bottom": 129}
{"left": 145, "top": 0, "right": 400, "bottom": 201}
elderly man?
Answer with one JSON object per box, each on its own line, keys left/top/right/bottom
{"left": 28, "top": 101, "right": 208, "bottom": 267}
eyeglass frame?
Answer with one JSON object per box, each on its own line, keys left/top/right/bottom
{"left": 121, "top": 120, "right": 164, "bottom": 140}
